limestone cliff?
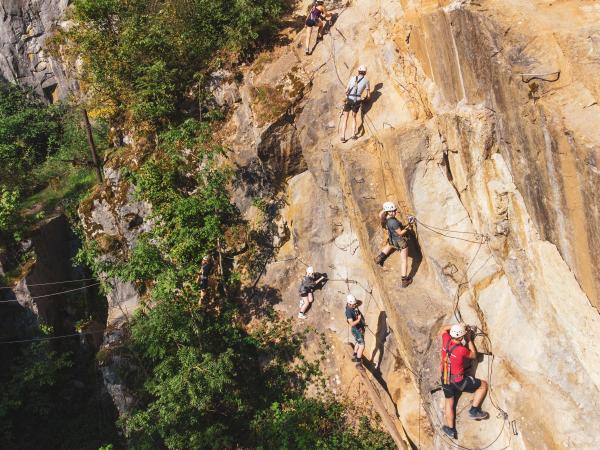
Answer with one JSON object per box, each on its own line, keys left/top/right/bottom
{"left": 0, "top": 0, "right": 71, "bottom": 101}
{"left": 69, "top": 0, "right": 600, "bottom": 448}
{"left": 217, "top": 1, "right": 600, "bottom": 449}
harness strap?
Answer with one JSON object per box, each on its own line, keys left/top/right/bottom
{"left": 443, "top": 340, "right": 461, "bottom": 384}
{"left": 347, "top": 75, "right": 365, "bottom": 98}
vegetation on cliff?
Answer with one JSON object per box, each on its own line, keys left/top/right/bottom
{"left": 0, "top": 83, "right": 105, "bottom": 258}
{"left": 64, "top": 0, "right": 396, "bottom": 448}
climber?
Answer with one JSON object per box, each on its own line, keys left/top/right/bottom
{"left": 298, "top": 266, "right": 328, "bottom": 319}
{"left": 197, "top": 255, "right": 212, "bottom": 305}
{"left": 340, "top": 65, "right": 371, "bottom": 143}
{"left": 345, "top": 294, "right": 366, "bottom": 365}
{"left": 374, "top": 202, "right": 414, "bottom": 287}
{"left": 304, "top": 1, "right": 331, "bottom": 55}
{"left": 440, "top": 323, "right": 489, "bottom": 439}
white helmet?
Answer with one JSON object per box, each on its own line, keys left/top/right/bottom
{"left": 346, "top": 294, "right": 357, "bottom": 305}
{"left": 383, "top": 201, "right": 397, "bottom": 212}
{"left": 450, "top": 323, "right": 467, "bottom": 339}
{"left": 306, "top": 266, "right": 314, "bottom": 276}
{"left": 358, "top": 64, "right": 367, "bottom": 73}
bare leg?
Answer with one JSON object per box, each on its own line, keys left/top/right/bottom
{"left": 356, "top": 342, "right": 365, "bottom": 359}
{"left": 382, "top": 244, "right": 395, "bottom": 256}
{"left": 445, "top": 397, "right": 456, "bottom": 428}
{"left": 318, "top": 21, "right": 324, "bottom": 37}
{"left": 472, "top": 380, "right": 488, "bottom": 408}
{"left": 399, "top": 246, "right": 408, "bottom": 277}
{"left": 352, "top": 111, "right": 358, "bottom": 136}
{"left": 299, "top": 292, "right": 314, "bottom": 314}
{"left": 341, "top": 110, "right": 350, "bottom": 141}
{"left": 305, "top": 26, "right": 312, "bottom": 52}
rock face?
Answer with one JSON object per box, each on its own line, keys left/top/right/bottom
{"left": 2, "top": 214, "right": 98, "bottom": 337}
{"left": 0, "top": 0, "right": 71, "bottom": 101}
{"left": 78, "top": 161, "right": 152, "bottom": 415}
{"left": 220, "top": 1, "right": 600, "bottom": 449}
{"left": 62, "top": 0, "right": 600, "bottom": 447}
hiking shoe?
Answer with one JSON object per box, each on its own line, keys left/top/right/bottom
{"left": 468, "top": 408, "right": 489, "bottom": 420}
{"left": 401, "top": 276, "right": 413, "bottom": 288}
{"left": 298, "top": 312, "right": 307, "bottom": 319}
{"left": 374, "top": 253, "right": 387, "bottom": 266}
{"left": 351, "top": 356, "right": 361, "bottom": 363}
{"left": 441, "top": 425, "right": 457, "bottom": 439}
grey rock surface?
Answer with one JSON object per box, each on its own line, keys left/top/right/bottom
{"left": 0, "top": 0, "right": 71, "bottom": 100}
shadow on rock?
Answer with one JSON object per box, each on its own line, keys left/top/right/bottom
{"left": 239, "top": 285, "right": 284, "bottom": 323}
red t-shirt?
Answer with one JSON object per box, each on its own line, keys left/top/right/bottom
{"left": 440, "top": 332, "right": 470, "bottom": 382}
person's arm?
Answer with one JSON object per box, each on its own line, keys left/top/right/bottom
{"left": 465, "top": 331, "right": 478, "bottom": 359}
{"left": 365, "top": 81, "right": 371, "bottom": 100}
{"left": 392, "top": 220, "right": 409, "bottom": 237}
{"left": 347, "top": 312, "right": 362, "bottom": 327}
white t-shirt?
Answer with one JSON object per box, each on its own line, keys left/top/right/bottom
{"left": 346, "top": 75, "right": 370, "bottom": 100}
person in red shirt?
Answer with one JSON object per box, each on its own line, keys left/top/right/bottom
{"left": 440, "top": 323, "right": 489, "bottom": 439}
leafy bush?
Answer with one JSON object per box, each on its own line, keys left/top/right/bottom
{"left": 0, "top": 83, "right": 62, "bottom": 193}
{"left": 67, "top": 0, "right": 286, "bottom": 127}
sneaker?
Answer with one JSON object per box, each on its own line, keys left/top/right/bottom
{"left": 298, "top": 312, "right": 307, "bottom": 319}
{"left": 351, "top": 356, "right": 361, "bottom": 363}
{"left": 441, "top": 425, "right": 457, "bottom": 439}
{"left": 468, "top": 408, "right": 489, "bottom": 420}
{"left": 401, "top": 276, "right": 413, "bottom": 288}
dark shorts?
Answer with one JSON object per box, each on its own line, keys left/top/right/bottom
{"left": 306, "top": 18, "right": 320, "bottom": 27}
{"left": 351, "top": 327, "right": 365, "bottom": 345}
{"left": 388, "top": 237, "right": 408, "bottom": 250}
{"left": 442, "top": 376, "right": 482, "bottom": 398}
{"left": 199, "top": 277, "right": 208, "bottom": 290}
{"left": 343, "top": 98, "right": 362, "bottom": 113}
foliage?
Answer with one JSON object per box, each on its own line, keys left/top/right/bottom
{"left": 62, "top": 1, "right": 394, "bottom": 448}
{"left": 0, "top": 83, "right": 62, "bottom": 192}
{"left": 67, "top": 0, "right": 286, "bottom": 128}
{"left": 0, "top": 339, "right": 120, "bottom": 450}
{"left": 252, "top": 399, "right": 396, "bottom": 450}
{"left": 0, "top": 186, "right": 21, "bottom": 244}
{"left": 76, "top": 120, "right": 394, "bottom": 449}
{"left": 0, "top": 84, "right": 106, "bottom": 252}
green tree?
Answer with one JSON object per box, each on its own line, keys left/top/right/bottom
{"left": 67, "top": 0, "right": 286, "bottom": 128}
{"left": 0, "top": 83, "right": 62, "bottom": 193}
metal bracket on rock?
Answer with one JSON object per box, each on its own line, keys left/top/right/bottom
{"left": 519, "top": 71, "right": 560, "bottom": 83}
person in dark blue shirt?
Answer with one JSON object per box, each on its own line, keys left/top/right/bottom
{"left": 298, "top": 266, "right": 327, "bottom": 319}
{"left": 374, "top": 201, "right": 414, "bottom": 287}
{"left": 345, "top": 294, "right": 365, "bottom": 365}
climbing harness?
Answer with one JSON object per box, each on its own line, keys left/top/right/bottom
{"left": 442, "top": 340, "right": 461, "bottom": 385}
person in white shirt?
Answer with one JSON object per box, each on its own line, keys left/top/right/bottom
{"left": 340, "top": 65, "right": 370, "bottom": 143}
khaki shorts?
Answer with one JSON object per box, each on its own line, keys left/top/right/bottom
{"left": 388, "top": 237, "right": 408, "bottom": 250}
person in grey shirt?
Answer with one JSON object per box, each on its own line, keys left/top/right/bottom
{"left": 340, "top": 65, "right": 370, "bottom": 142}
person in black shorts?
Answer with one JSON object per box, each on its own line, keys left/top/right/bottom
{"left": 439, "top": 323, "right": 489, "bottom": 439}
{"left": 298, "top": 266, "right": 327, "bottom": 319}
{"left": 304, "top": 1, "right": 331, "bottom": 55}
{"left": 374, "top": 201, "right": 414, "bottom": 287}
{"left": 340, "top": 65, "right": 370, "bottom": 142}
{"left": 345, "top": 294, "right": 365, "bottom": 365}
